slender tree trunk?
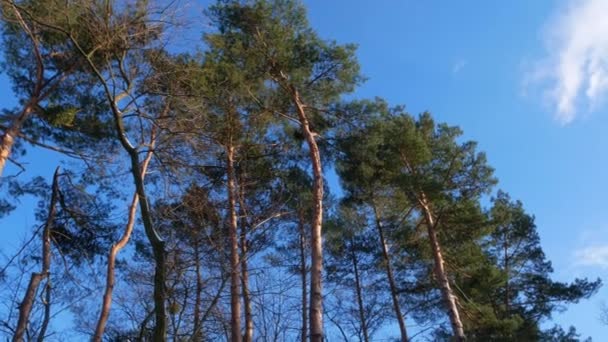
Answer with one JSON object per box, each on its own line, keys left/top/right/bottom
{"left": 503, "top": 233, "right": 510, "bottom": 315}
{"left": 36, "top": 279, "right": 51, "bottom": 342}
{"left": 349, "top": 238, "right": 369, "bottom": 342}
{"left": 65, "top": 19, "right": 169, "bottom": 338}
{"left": 93, "top": 137, "right": 155, "bottom": 341}
{"left": 371, "top": 201, "right": 408, "bottom": 342}
{"left": 238, "top": 182, "right": 253, "bottom": 342}
{"left": 289, "top": 86, "right": 324, "bottom": 342}
{"left": 240, "top": 233, "right": 253, "bottom": 342}
{"left": 192, "top": 242, "right": 203, "bottom": 341}
{"left": 419, "top": 194, "right": 465, "bottom": 341}
{"left": 298, "top": 210, "right": 308, "bottom": 342}
{"left": 13, "top": 167, "right": 59, "bottom": 342}
{"left": 226, "top": 145, "right": 242, "bottom": 342}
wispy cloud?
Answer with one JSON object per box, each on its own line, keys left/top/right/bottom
{"left": 530, "top": 0, "right": 608, "bottom": 124}
{"left": 452, "top": 59, "right": 467, "bottom": 74}
{"left": 574, "top": 245, "right": 608, "bottom": 268}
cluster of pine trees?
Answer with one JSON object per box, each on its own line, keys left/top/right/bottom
{"left": 0, "top": 0, "right": 601, "bottom": 341}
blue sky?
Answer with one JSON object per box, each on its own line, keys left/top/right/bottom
{"left": 2, "top": 0, "right": 608, "bottom": 339}
{"left": 300, "top": 0, "right": 608, "bottom": 338}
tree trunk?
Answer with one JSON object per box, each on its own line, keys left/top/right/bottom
{"left": 503, "top": 231, "right": 510, "bottom": 315}
{"left": 289, "top": 86, "right": 324, "bottom": 342}
{"left": 226, "top": 145, "right": 242, "bottom": 342}
{"left": 13, "top": 167, "right": 59, "bottom": 342}
{"left": 93, "top": 193, "right": 139, "bottom": 341}
{"left": 0, "top": 3, "right": 44, "bottom": 178}
{"left": 192, "top": 241, "right": 203, "bottom": 341}
{"left": 240, "top": 233, "right": 253, "bottom": 342}
{"left": 94, "top": 146, "right": 153, "bottom": 341}
{"left": 419, "top": 194, "right": 465, "bottom": 341}
{"left": 298, "top": 210, "right": 308, "bottom": 342}
{"left": 36, "top": 279, "right": 51, "bottom": 342}
{"left": 349, "top": 238, "right": 369, "bottom": 342}
{"left": 371, "top": 201, "right": 408, "bottom": 342}
{"left": 238, "top": 182, "right": 253, "bottom": 342}
{"left": 130, "top": 153, "right": 166, "bottom": 342}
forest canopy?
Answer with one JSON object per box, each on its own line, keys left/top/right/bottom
{"left": 0, "top": 1, "right": 601, "bottom": 341}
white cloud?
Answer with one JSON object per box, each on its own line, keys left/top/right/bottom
{"left": 574, "top": 245, "right": 608, "bottom": 268}
{"left": 532, "top": 0, "right": 608, "bottom": 124}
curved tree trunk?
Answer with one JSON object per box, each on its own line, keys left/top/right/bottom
{"left": 419, "top": 194, "right": 465, "bottom": 341}
{"left": 93, "top": 144, "right": 154, "bottom": 341}
{"left": 13, "top": 167, "right": 59, "bottom": 342}
{"left": 0, "top": 3, "right": 44, "bottom": 178}
{"left": 289, "top": 86, "right": 324, "bottom": 342}
{"left": 371, "top": 201, "right": 409, "bottom": 342}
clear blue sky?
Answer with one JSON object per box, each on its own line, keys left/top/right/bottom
{"left": 301, "top": 0, "right": 608, "bottom": 338}
{"left": 2, "top": 0, "right": 608, "bottom": 339}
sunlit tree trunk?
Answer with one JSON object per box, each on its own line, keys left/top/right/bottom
{"left": 298, "top": 210, "right": 308, "bottom": 342}
{"left": 0, "top": 3, "right": 43, "bottom": 177}
{"left": 419, "top": 194, "right": 465, "bottom": 341}
{"left": 94, "top": 143, "right": 154, "bottom": 341}
{"left": 288, "top": 85, "right": 325, "bottom": 342}
{"left": 226, "top": 144, "right": 242, "bottom": 342}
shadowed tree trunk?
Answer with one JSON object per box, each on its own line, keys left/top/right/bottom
{"left": 192, "top": 241, "right": 203, "bottom": 341}
{"left": 238, "top": 182, "right": 253, "bottom": 342}
{"left": 371, "top": 200, "right": 409, "bottom": 342}
{"left": 349, "top": 236, "right": 370, "bottom": 342}
{"left": 13, "top": 167, "right": 59, "bottom": 342}
{"left": 36, "top": 278, "right": 51, "bottom": 342}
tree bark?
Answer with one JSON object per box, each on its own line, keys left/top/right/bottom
{"left": 0, "top": 3, "right": 44, "bottom": 177}
{"left": 298, "top": 210, "right": 308, "bottom": 342}
{"left": 0, "top": 108, "right": 29, "bottom": 177}
{"left": 503, "top": 231, "right": 510, "bottom": 315}
{"left": 13, "top": 167, "right": 59, "bottom": 342}
{"left": 36, "top": 279, "right": 51, "bottom": 342}
{"left": 62, "top": 19, "right": 169, "bottom": 339}
{"left": 238, "top": 183, "right": 253, "bottom": 342}
{"left": 288, "top": 86, "right": 324, "bottom": 342}
{"left": 93, "top": 144, "right": 154, "bottom": 341}
{"left": 349, "top": 238, "right": 369, "bottom": 342}
{"left": 371, "top": 201, "right": 408, "bottom": 342}
{"left": 419, "top": 194, "right": 465, "bottom": 341}
{"left": 226, "top": 145, "right": 242, "bottom": 342}
{"left": 192, "top": 241, "right": 203, "bottom": 341}
{"left": 240, "top": 232, "right": 253, "bottom": 342}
